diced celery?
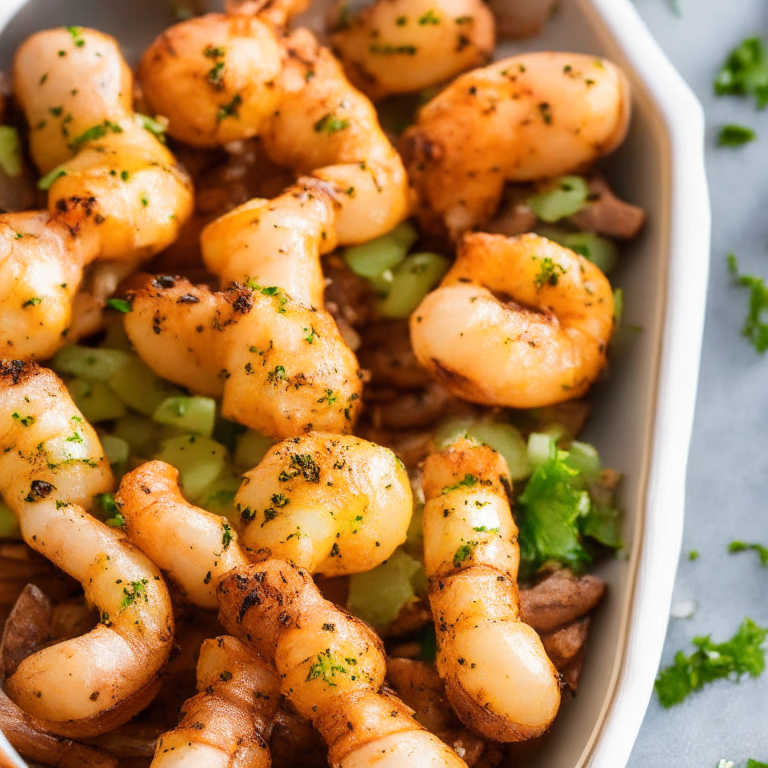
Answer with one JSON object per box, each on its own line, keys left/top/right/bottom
{"left": 233, "top": 429, "right": 274, "bottom": 469}
{"left": 528, "top": 176, "right": 589, "bottom": 223}
{"left": 566, "top": 441, "right": 602, "bottom": 483}
{"left": 527, "top": 432, "right": 557, "bottom": 468}
{"left": 67, "top": 379, "right": 127, "bottom": 423}
{"left": 198, "top": 472, "right": 242, "bottom": 523}
{"left": 613, "top": 287, "right": 624, "bottom": 325}
{"left": 113, "top": 415, "right": 163, "bottom": 457}
{"left": 0, "top": 500, "right": 20, "bottom": 539}
{"left": 343, "top": 222, "right": 418, "bottom": 278}
{"left": 0, "top": 126, "right": 23, "bottom": 177}
{"left": 347, "top": 549, "right": 424, "bottom": 630}
{"left": 52, "top": 345, "right": 134, "bottom": 383}
{"left": 101, "top": 434, "right": 130, "bottom": 467}
{"left": 152, "top": 434, "right": 228, "bottom": 501}
{"left": 538, "top": 227, "right": 619, "bottom": 274}
{"left": 405, "top": 500, "right": 424, "bottom": 558}
{"left": 109, "top": 360, "right": 183, "bottom": 416}
{"left": 435, "top": 418, "right": 531, "bottom": 481}
{"left": 376, "top": 252, "right": 450, "bottom": 318}
{"left": 152, "top": 396, "right": 216, "bottom": 438}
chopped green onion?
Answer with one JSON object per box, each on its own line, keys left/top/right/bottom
{"left": 527, "top": 176, "right": 589, "bottom": 223}
{"left": 106, "top": 298, "right": 131, "bottom": 313}
{"left": 134, "top": 113, "right": 168, "bottom": 141}
{"left": 343, "top": 221, "right": 418, "bottom": 279}
{"left": 152, "top": 396, "right": 217, "bottom": 438}
{"left": 0, "top": 126, "right": 23, "bottom": 177}
{"left": 376, "top": 251, "right": 450, "bottom": 318}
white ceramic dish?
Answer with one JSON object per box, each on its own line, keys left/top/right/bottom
{"left": 0, "top": 1, "right": 710, "bottom": 767}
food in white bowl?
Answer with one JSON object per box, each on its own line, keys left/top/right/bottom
{"left": 0, "top": 0, "right": 709, "bottom": 767}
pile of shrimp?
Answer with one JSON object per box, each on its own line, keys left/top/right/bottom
{"left": 0, "top": 0, "right": 646, "bottom": 766}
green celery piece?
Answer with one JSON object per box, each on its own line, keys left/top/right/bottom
{"left": 581, "top": 504, "right": 622, "bottom": 549}
{"left": 527, "top": 176, "right": 589, "bottom": 222}
{"left": 109, "top": 360, "right": 183, "bottom": 416}
{"left": 152, "top": 434, "right": 228, "bottom": 501}
{"left": 0, "top": 126, "right": 23, "bottom": 177}
{"left": 101, "top": 434, "right": 129, "bottom": 466}
{"left": 655, "top": 617, "right": 768, "bottom": 708}
{"left": 343, "top": 221, "right": 418, "bottom": 278}
{"left": 234, "top": 429, "right": 274, "bottom": 469}
{"left": 52, "top": 345, "right": 134, "bottom": 383}
{"left": 152, "top": 396, "right": 217, "bottom": 437}
{"left": 376, "top": 252, "right": 450, "bottom": 318}
{"left": 67, "top": 379, "right": 127, "bottom": 423}
{"left": 0, "top": 500, "right": 20, "bottom": 539}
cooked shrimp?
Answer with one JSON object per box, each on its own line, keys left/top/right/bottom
{"left": 124, "top": 277, "right": 363, "bottom": 437}
{"left": 117, "top": 462, "right": 251, "bottom": 610}
{"left": 4, "top": 27, "right": 192, "bottom": 360}
{"left": 152, "top": 636, "right": 280, "bottom": 768}
{"left": 139, "top": 15, "right": 410, "bottom": 245}
{"left": 236, "top": 433, "right": 412, "bottom": 575}
{"left": 399, "top": 52, "right": 630, "bottom": 239}
{"left": 13, "top": 28, "right": 193, "bottom": 261}
{"left": 200, "top": 179, "right": 337, "bottom": 306}
{"left": 217, "top": 561, "right": 468, "bottom": 768}
{"left": 137, "top": 14, "right": 283, "bottom": 148}
{"left": 410, "top": 233, "right": 615, "bottom": 408}
{"left": 421, "top": 438, "right": 561, "bottom": 741}
{"left": 0, "top": 361, "right": 174, "bottom": 738}
{"left": 330, "top": 0, "right": 495, "bottom": 100}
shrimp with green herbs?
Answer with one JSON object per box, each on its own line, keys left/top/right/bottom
{"left": 399, "top": 52, "right": 630, "bottom": 239}
{"left": 152, "top": 635, "right": 280, "bottom": 768}
{"left": 0, "top": 361, "right": 174, "bottom": 738}
{"left": 217, "top": 560, "right": 469, "bottom": 768}
{"left": 410, "top": 233, "right": 615, "bottom": 408}
{"left": 421, "top": 438, "right": 561, "bottom": 741}
{"left": 330, "top": 0, "right": 495, "bottom": 100}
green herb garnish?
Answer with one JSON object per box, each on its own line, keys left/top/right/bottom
{"left": 714, "top": 37, "right": 768, "bottom": 108}
{"left": 729, "top": 540, "right": 768, "bottom": 566}
{"left": 718, "top": 124, "right": 757, "bottom": 147}
{"left": 727, "top": 253, "right": 768, "bottom": 352}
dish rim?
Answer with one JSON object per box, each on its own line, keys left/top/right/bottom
{"left": 0, "top": 1, "right": 710, "bottom": 767}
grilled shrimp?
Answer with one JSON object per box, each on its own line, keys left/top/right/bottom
{"left": 124, "top": 277, "right": 363, "bottom": 437}
{"left": 152, "top": 636, "right": 280, "bottom": 768}
{"left": 117, "top": 462, "right": 251, "bottom": 610}
{"left": 330, "top": 0, "right": 495, "bottom": 100}
{"left": 410, "top": 233, "right": 615, "bottom": 408}
{"left": 236, "top": 433, "right": 412, "bottom": 576}
{"left": 217, "top": 561, "right": 469, "bottom": 768}
{"left": 13, "top": 28, "right": 193, "bottom": 260}
{"left": 0, "top": 361, "right": 174, "bottom": 738}
{"left": 4, "top": 27, "right": 192, "bottom": 360}
{"left": 399, "top": 52, "right": 630, "bottom": 239}
{"left": 421, "top": 439, "right": 561, "bottom": 741}
{"left": 139, "top": 15, "right": 410, "bottom": 245}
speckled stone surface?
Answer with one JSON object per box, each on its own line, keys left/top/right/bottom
{"left": 628, "top": 1, "right": 768, "bottom": 764}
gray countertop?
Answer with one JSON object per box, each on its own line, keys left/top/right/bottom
{"left": 629, "top": 1, "right": 768, "bottom": 764}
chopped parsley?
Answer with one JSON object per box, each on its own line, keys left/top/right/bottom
{"left": 729, "top": 540, "right": 768, "bottom": 566}
{"left": 134, "top": 113, "right": 168, "bottom": 141}
{"left": 70, "top": 120, "right": 123, "bottom": 151}
{"left": 689, "top": 549, "right": 700, "bottom": 561}
{"left": 217, "top": 93, "right": 242, "bottom": 122}
{"left": 452, "top": 540, "right": 477, "bottom": 568}
{"left": 11, "top": 412, "right": 35, "bottom": 427}
{"left": 207, "top": 61, "right": 225, "bottom": 88}
{"left": 279, "top": 453, "right": 321, "bottom": 483}
{"left": 222, "top": 522, "right": 234, "bottom": 549}
{"left": 441, "top": 473, "right": 478, "bottom": 494}
{"left": 654, "top": 617, "right": 768, "bottom": 708}
{"left": 369, "top": 43, "right": 418, "bottom": 55}
{"left": 714, "top": 37, "right": 768, "bottom": 109}
{"left": 106, "top": 298, "right": 131, "bottom": 314}
{"left": 418, "top": 9, "right": 440, "bottom": 24}
{"left": 305, "top": 649, "right": 355, "bottom": 687}
{"left": 21, "top": 298, "right": 42, "bottom": 308}
{"left": 314, "top": 113, "right": 350, "bottom": 134}
{"left": 267, "top": 365, "right": 287, "bottom": 383}
{"left": 727, "top": 253, "right": 768, "bottom": 352}
{"left": 718, "top": 124, "right": 757, "bottom": 147}
{"left": 120, "top": 579, "right": 149, "bottom": 611}
{"left": 533, "top": 255, "right": 567, "bottom": 288}
{"left": 67, "top": 26, "right": 86, "bottom": 47}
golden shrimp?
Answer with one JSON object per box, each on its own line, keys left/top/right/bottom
{"left": 124, "top": 276, "right": 363, "bottom": 437}
{"left": 117, "top": 461, "right": 251, "bottom": 610}
{"left": 152, "top": 636, "right": 280, "bottom": 768}
{"left": 399, "top": 52, "right": 630, "bottom": 239}
{"left": 138, "top": 14, "right": 410, "bottom": 245}
{"left": 236, "top": 433, "right": 412, "bottom": 575}
{"left": 410, "top": 233, "right": 615, "bottom": 408}
{"left": 217, "top": 561, "right": 469, "bottom": 768}
{"left": 0, "top": 361, "right": 174, "bottom": 738}
{"left": 421, "top": 438, "right": 561, "bottom": 741}
{"left": 330, "top": 0, "right": 495, "bottom": 100}
{"left": 3, "top": 27, "right": 192, "bottom": 360}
